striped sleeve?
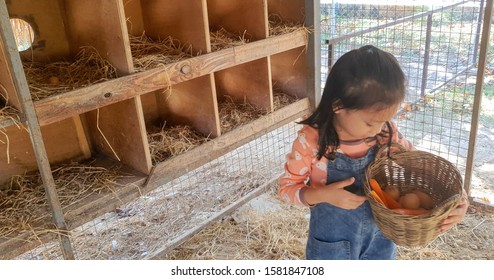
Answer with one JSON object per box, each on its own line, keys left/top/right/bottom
{"left": 279, "top": 126, "right": 318, "bottom": 206}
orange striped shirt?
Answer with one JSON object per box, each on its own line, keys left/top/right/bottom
{"left": 279, "top": 122, "right": 414, "bottom": 206}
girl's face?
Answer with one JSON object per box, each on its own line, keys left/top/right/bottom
{"left": 333, "top": 104, "right": 400, "bottom": 141}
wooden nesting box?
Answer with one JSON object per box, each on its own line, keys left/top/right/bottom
{"left": 0, "top": 0, "right": 319, "bottom": 259}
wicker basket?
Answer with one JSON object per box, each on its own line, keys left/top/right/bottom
{"left": 363, "top": 144, "right": 463, "bottom": 248}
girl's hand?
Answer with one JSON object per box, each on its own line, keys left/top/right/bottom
{"left": 302, "top": 177, "right": 367, "bottom": 209}
{"left": 321, "top": 177, "right": 368, "bottom": 209}
{"left": 439, "top": 190, "right": 469, "bottom": 232}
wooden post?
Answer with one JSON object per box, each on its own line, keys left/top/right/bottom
{"left": 464, "top": 0, "right": 493, "bottom": 196}
{"left": 0, "top": 1, "right": 75, "bottom": 259}
{"left": 306, "top": 0, "right": 321, "bottom": 107}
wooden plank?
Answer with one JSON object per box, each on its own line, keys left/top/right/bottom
{"left": 214, "top": 57, "right": 273, "bottom": 112}
{"left": 304, "top": 0, "right": 320, "bottom": 107}
{"left": 7, "top": 0, "right": 70, "bottom": 62}
{"left": 64, "top": 0, "right": 134, "bottom": 75}
{"left": 271, "top": 46, "right": 308, "bottom": 98}
{"left": 84, "top": 99, "right": 152, "bottom": 175}
{"left": 33, "top": 30, "right": 308, "bottom": 127}
{"left": 147, "top": 97, "right": 310, "bottom": 187}
{"left": 140, "top": 90, "right": 161, "bottom": 126}
{"left": 122, "top": 0, "right": 145, "bottom": 36}
{"left": 208, "top": 0, "right": 269, "bottom": 40}
{"left": 157, "top": 75, "right": 221, "bottom": 138}
{"left": 139, "top": 0, "right": 209, "bottom": 53}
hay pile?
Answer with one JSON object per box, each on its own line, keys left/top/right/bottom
{"left": 130, "top": 34, "right": 195, "bottom": 72}
{"left": 23, "top": 46, "right": 118, "bottom": 101}
{"left": 269, "top": 14, "right": 309, "bottom": 36}
{"left": 0, "top": 159, "right": 132, "bottom": 242}
{"left": 147, "top": 123, "right": 210, "bottom": 165}
{"left": 210, "top": 28, "right": 249, "bottom": 52}
{"left": 166, "top": 185, "right": 308, "bottom": 260}
{"left": 219, "top": 96, "right": 265, "bottom": 133}
{"left": 218, "top": 91, "right": 299, "bottom": 133}
{"left": 273, "top": 89, "right": 299, "bottom": 110}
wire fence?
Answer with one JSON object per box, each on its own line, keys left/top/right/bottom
{"left": 16, "top": 121, "right": 300, "bottom": 259}
{"left": 321, "top": 0, "right": 486, "bottom": 172}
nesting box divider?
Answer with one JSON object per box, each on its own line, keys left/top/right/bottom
{"left": 268, "top": 0, "right": 309, "bottom": 100}
{"left": 209, "top": 0, "right": 274, "bottom": 132}
{"left": 270, "top": 47, "right": 309, "bottom": 99}
{"left": 61, "top": 0, "right": 152, "bottom": 175}
{"left": 124, "top": 0, "right": 221, "bottom": 163}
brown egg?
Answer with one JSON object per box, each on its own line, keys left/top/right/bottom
{"left": 413, "top": 190, "right": 434, "bottom": 210}
{"left": 48, "top": 76, "right": 60, "bottom": 85}
{"left": 399, "top": 193, "right": 421, "bottom": 210}
{"left": 384, "top": 185, "right": 400, "bottom": 201}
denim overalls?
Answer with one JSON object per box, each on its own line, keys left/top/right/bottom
{"left": 305, "top": 145, "right": 396, "bottom": 260}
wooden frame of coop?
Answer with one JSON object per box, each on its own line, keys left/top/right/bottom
{"left": 0, "top": 0, "right": 320, "bottom": 259}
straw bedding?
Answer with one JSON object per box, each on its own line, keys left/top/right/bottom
{"left": 268, "top": 14, "right": 310, "bottom": 36}
{"left": 129, "top": 33, "right": 195, "bottom": 72}
{"left": 218, "top": 96, "right": 265, "bottom": 133}
{"left": 0, "top": 159, "right": 133, "bottom": 242}
{"left": 147, "top": 123, "right": 210, "bottom": 165}
{"left": 210, "top": 28, "right": 250, "bottom": 52}
{"left": 23, "top": 46, "right": 119, "bottom": 101}
{"left": 218, "top": 92, "right": 299, "bottom": 133}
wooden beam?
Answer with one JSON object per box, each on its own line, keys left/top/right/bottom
{"left": 33, "top": 30, "right": 308, "bottom": 126}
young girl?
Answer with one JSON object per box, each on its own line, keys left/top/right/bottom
{"left": 279, "top": 45, "right": 468, "bottom": 260}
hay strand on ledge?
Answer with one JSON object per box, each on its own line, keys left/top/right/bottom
{"left": 130, "top": 33, "right": 195, "bottom": 72}
{"left": 147, "top": 123, "right": 210, "bottom": 165}
{"left": 23, "top": 46, "right": 119, "bottom": 101}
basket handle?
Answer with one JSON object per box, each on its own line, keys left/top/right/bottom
{"left": 375, "top": 142, "right": 408, "bottom": 159}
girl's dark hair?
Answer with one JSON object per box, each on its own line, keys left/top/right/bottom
{"left": 300, "top": 45, "right": 406, "bottom": 160}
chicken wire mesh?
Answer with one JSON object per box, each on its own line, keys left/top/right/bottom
{"left": 321, "top": 0, "right": 487, "bottom": 174}
{"left": 16, "top": 121, "right": 301, "bottom": 260}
